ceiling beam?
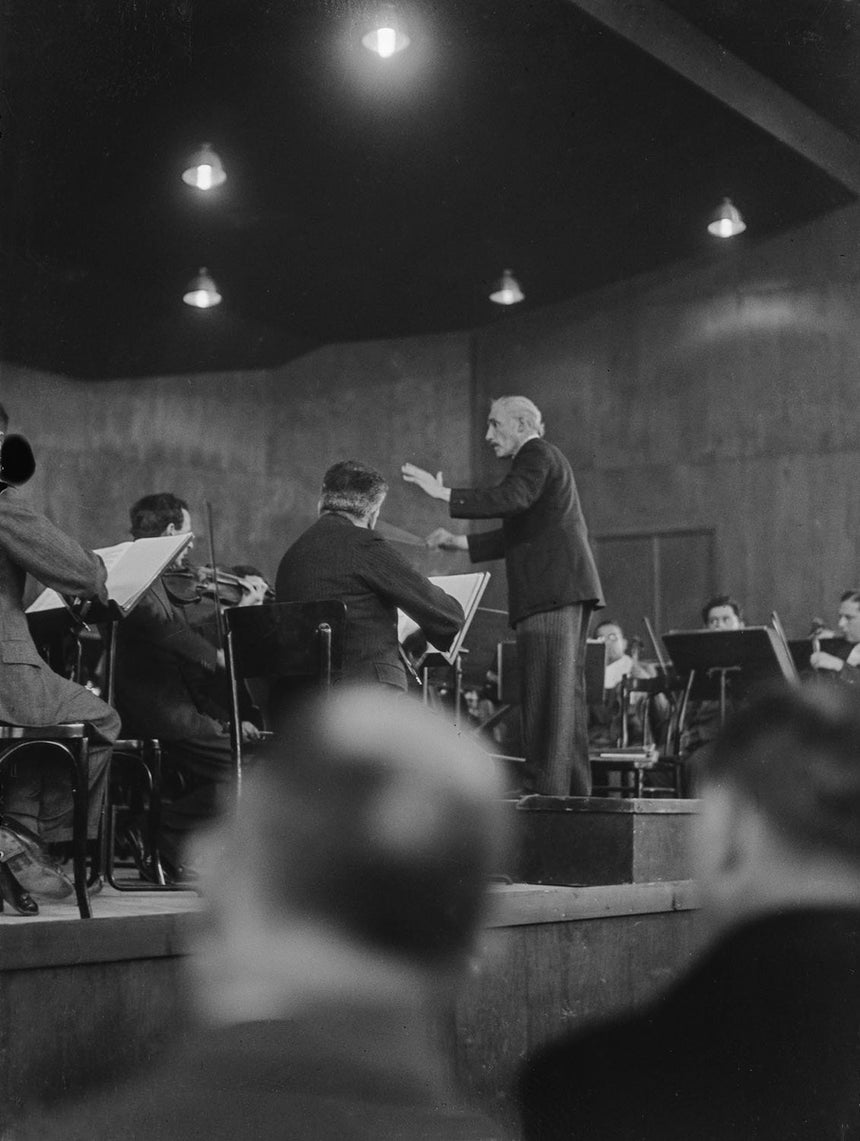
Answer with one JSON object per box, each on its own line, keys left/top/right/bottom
{"left": 565, "top": 0, "right": 860, "bottom": 197}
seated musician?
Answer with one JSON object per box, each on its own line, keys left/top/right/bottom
{"left": 809, "top": 591, "right": 860, "bottom": 682}
{"left": 275, "top": 461, "right": 464, "bottom": 691}
{"left": 114, "top": 493, "right": 259, "bottom": 882}
{"left": 588, "top": 619, "right": 665, "bottom": 749}
{"left": 0, "top": 442, "right": 119, "bottom": 909}
{"left": 680, "top": 594, "right": 745, "bottom": 761}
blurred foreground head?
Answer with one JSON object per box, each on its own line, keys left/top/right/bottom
{"left": 196, "top": 687, "right": 507, "bottom": 1017}
{"left": 696, "top": 681, "right": 860, "bottom": 923}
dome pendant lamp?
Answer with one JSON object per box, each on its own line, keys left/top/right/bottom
{"left": 362, "top": 4, "right": 410, "bottom": 57}
{"left": 183, "top": 267, "right": 222, "bottom": 309}
{"left": 707, "top": 197, "right": 746, "bottom": 238}
{"left": 181, "top": 143, "right": 227, "bottom": 191}
{"left": 489, "top": 269, "right": 525, "bottom": 306}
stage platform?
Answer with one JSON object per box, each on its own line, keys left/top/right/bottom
{"left": 0, "top": 873, "right": 701, "bottom": 1133}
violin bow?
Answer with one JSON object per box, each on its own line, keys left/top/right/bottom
{"left": 205, "top": 500, "right": 226, "bottom": 653}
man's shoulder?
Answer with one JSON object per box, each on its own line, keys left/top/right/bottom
{"left": 516, "top": 437, "right": 570, "bottom": 471}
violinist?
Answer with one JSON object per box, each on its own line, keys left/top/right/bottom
{"left": 809, "top": 591, "right": 860, "bottom": 683}
{"left": 113, "top": 493, "right": 259, "bottom": 883}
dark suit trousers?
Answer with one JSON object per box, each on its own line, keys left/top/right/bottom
{"left": 160, "top": 732, "right": 236, "bottom": 868}
{"left": 517, "top": 603, "right": 592, "bottom": 796}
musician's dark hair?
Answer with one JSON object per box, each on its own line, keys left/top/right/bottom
{"left": 129, "top": 492, "right": 189, "bottom": 539}
{"left": 701, "top": 681, "right": 860, "bottom": 864}
{"left": 320, "top": 460, "right": 388, "bottom": 521}
{"left": 839, "top": 590, "right": 860, "bottom": 607}
{"left": 702, "top": 594, "right": 742, "bottom": 625}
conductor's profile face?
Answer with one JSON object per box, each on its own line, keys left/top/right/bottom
{"left": 706, "top": 605, "right": 742, "bottom": 631}
{"left": 837, "top": 599, "right": 860, "bottom": 644}
{"left": 485, "top": 404, "right": 521, "bottom": 458}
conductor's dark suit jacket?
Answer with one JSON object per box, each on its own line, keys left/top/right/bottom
{"left": 449, "top": 437, "right": 603, "bottom": 626}
{"left": 275, "top": 513, "right": 464, "bottom": 689}
{"left": 519, "top": 908, "right": 860, "bottom": 1141}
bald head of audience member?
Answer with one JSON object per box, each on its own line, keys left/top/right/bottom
{"left": 192, "top": 687, "right": 507, "bottom": 1022}
{"left": 695, "top": 681, "right": 860, "bottom": 930}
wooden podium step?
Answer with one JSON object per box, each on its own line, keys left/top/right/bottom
{"left": 510, "top": 795, "right": 700, "bottom": 886}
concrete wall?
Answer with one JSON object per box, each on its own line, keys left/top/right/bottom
{"left": 0, "top": 331, "right": 474, "bottom": 583}
{"left": 463, "top": 201, "right": 860, "bottom": 637}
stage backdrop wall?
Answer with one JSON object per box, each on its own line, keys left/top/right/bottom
{"left": 0, "top": 331, "right": 474, "bottom": 585}
{"left": 424, "top": 200, "right": 860, "bottom": 644}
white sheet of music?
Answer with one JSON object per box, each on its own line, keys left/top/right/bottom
{"left": 398, "top": 571, "right": 491, "bottom": 665}
{"left": 26, "top": 533, "right": 192, "bottom": 617}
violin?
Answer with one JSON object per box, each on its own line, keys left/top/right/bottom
{"left": 163, "top": 564, "right": 273, "bottom": 609}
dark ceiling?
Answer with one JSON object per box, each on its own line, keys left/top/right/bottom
{"left": 1, "top": 0, "right": 858, "bottom": 379}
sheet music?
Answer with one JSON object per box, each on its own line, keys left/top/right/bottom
{"left": 398, "top": 572, "right": 491, "bottom": 665}
{"left": 26, "top": 534, "right": 192, "bottom": 617}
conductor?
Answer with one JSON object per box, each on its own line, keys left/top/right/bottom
{"left": 403, "top": 396, "right": 603, "bottom": 797}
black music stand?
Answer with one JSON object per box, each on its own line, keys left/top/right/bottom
{"left": 662, "top": 627, "right": 798, "bottom": 727}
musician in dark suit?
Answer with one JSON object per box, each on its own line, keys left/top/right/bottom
{"left": 0, "top": 482, "right": 119, "bottom": 898}
{"left": 114, "top": 493, "right": 259, "bottom": 880}
{"left": 275, "top": 461, "right": 464, "bottom": 691}
{"left": 403, "top": 396, "right": 603, "bottom": 796}
{"left": 519, "top": 681, "right": 860, "bottom": 1140}
{"left": 810, "top": 589, "right": 860, "bottom": 682}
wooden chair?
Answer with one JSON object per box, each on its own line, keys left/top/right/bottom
{"left": 0, "top": 722, "right": 93, "bottom": 917}
{"left": 590, "top": 674, "right": 687, "bottom": 798}
{"left": 225, "top": 600, "right": 346, "bottom": 791}
{"left": 95, "top": 622, "right": 191, "bottom": 892}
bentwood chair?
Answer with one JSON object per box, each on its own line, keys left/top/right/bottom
{"left": 0, "top": 722, "right": 93, "bottom": 917}
{"left": 95, "top": 621, "right": 190, "bottom": 892}
{"left": 225, "top": 600, "right": 346, "bottom": 792}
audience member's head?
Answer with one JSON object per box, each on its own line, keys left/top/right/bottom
{"left": 695, "top": 681, "right": 860, "bottom": 929}
{"left": 319, "top": 460, "right": 388, "bottom": 528}
{"left": 701, "top": 595, "right": 743, "bottom": 630}
{"left": 594, "top": 619, "right": 627, "bottom": 664}
{"left": 192, "top": 686, "right": 507, "bottom": 1022}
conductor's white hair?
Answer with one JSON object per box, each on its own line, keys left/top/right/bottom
{"left": 492, "top": 396, "right": 545, "bottom": 437}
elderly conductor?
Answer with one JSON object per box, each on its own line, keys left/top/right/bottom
{"left": 403, "top": 395, "right": 603, "bottom": 796}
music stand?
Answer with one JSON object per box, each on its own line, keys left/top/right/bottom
{"left": 662, "top": 627, "right": 798, "bottom": 726}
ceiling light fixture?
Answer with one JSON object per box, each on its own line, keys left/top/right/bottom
{"left": 362, "top": 4, "right": 410, "bottom": 57}
{"left": 707, "top": 197, "right": 746, "bottom": 239}
{"left": 181, "top": 143, "right": 227, "bottom": 191}
{"left": 183, "top": 267, "right": 222, "bottom": 309}
{"left": 489, "top": 269, "right": 525, "bottom": 306}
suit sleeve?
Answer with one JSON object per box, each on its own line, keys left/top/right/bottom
{"left": 449, "top": 444, "right": 550, "bottom": 520}
{"left": 0, "top": 488, "right": 107, "bottom": 600}
{"left": 466, "top": 528, "right": 506, "bottom": 564}
{"left": 121, "top": 583, "right": 220, "bottom": 672}
{"left": 359, "top": 538, "right": 464, "bottom": 652}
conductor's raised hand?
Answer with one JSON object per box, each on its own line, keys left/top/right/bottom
{"left": 426, "top": 528, "right": 468, "bottom": 551}
{"left": 401, "top": 463, "right": 450, "bottom": 501}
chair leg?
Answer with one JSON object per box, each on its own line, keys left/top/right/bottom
{"left": 70, "top": 740, "right": 92, "bottom": 919}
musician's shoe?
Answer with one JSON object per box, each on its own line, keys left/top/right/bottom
{"left": 0, "top": 862, "right": 38, "bottom": 915}
{"left": 0, "top": 820, "right": 74, "bottom": 900}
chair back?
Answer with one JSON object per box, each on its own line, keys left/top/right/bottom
{"left": 224, "top": 600, "right": 346, "bottom": 790}
{"left": 225, "top": 600, "right": 345, "bottom": 684}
